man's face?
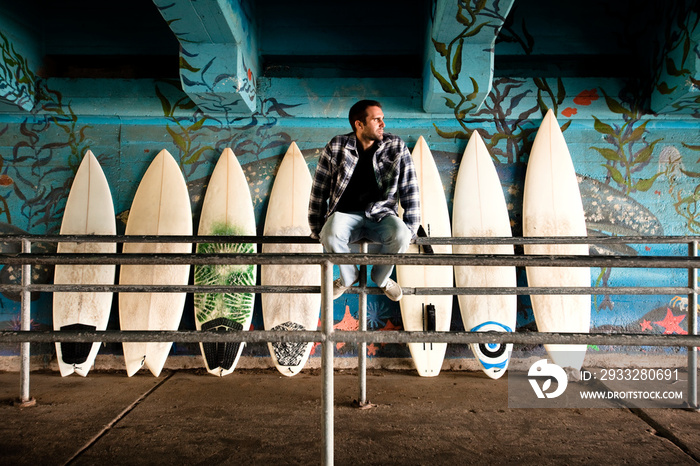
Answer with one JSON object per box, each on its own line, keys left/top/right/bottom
{"left": 357, "top": 106, "right": 385, "bottom": 142}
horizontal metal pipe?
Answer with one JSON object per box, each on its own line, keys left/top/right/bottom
{"left": 2, "top": 252, "right": 699, "bottom": 268}
{"left": 1, "top": 284, "right": 694, "bottom": 296}
{"left": 2, "top": 330, "right": 699, "bottom": 347}
{"left": 0, "top": 330, "right": 324, "bottom": 344}
{"left": 5, "top": 284, "right": 321, "bottom": 294}
{"left": 3, "top": 234, "right": 700, "bottom": 245}
{"left": 334, "top": 331, "right": 700, "bottom": 347}
{"left": 336, "top": 286, "right": 696, "bottom": 296}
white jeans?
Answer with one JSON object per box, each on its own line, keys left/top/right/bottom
{"left": 319, "top": 211, "right": 412, "bottom": 287}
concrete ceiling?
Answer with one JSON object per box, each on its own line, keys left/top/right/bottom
{"left": 0, "top": 0, "right": 695, "bottom": 116}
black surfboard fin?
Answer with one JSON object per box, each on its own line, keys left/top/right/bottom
{"left": 416, "top": 225, "right": 434, "bottom": 254}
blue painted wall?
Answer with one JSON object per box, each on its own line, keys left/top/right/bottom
{"left": 0, "top": 0, "right": 698, "bottom": 366}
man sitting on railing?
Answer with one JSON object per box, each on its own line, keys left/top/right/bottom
{"left": 308, "top": 99, "right": 420, "bottom": 301}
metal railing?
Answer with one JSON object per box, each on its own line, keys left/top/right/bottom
{"left": 0, "top": 234, "right": 698, "bottom": 465}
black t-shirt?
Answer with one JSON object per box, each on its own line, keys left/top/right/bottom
{"left": 335, "top": 143, "right": 382, "bottom": 213}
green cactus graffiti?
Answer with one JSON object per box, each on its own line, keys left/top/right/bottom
{"left": 194, "top": 223, "right": 255, "bottom": 324}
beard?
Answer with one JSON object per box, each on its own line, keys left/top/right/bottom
{"left": 363, "top": 126, "right": 384, "bottom": 142}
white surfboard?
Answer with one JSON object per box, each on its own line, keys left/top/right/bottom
{"left": 53, "top": 150, "right": 116, "bottom": 377}
{"left": 453, "top": 132, "right": 516, "bottom": 379}
{"left": 194, "top": 148, "right": 257, "bottom": 377}
{"left": 119, "top": 149, "right": 192, "bottom": 377}
{"left": 396, "top": 136, "right": 453, "bottom": 377}
{"left": 523, "top": 109, "right": 590, "bottom": 372}
{"left": 261, "top": 142, "right": 322, "bottom": 377}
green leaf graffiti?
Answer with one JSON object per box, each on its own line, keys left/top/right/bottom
{"left": 670, "top": 143, "right": 700, "bottom": 233}
{"left": 430, "top": 1, "right": 489, "bottom": 129}
{"left": 591, "top": 91, "right": 663, "bottom": 195}
{"left": 0, "top": 30, "right": 37, "bottom": 110}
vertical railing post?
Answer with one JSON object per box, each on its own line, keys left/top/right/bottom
{"left": 358, "top": 241, "right": 368, "bottom": 406}
{"left": 688, "top": 240, "right": 698, "bottom": 410}
{"left": 19, "top": 238, "right": 35, "bottom": 406}
{"left": 321, "top": 260, "right": 334, "bottom": 464}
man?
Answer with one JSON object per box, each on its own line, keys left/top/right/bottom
{"left": 308, "top": 100, "right": 420, "bottom": 301}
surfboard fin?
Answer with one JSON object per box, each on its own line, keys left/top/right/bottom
{"left": 425, "top": 304, "right": 436, "bottom": 332}
{"left": 422, "top": 304, "right": 436, "bottom": 350}
{"left": 416, "top": 225, "right": 434, "bottom": 254}
{"left": 202, "top": 318, "right": 243, "bottom": 371}
{"left": 59, "top": 323, "right": 96, "bottom": 365}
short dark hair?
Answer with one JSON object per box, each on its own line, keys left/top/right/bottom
{"left": 348, "top": 100, "right": 382, "bottom": 130}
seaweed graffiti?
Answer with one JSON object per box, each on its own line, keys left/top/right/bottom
{"left": 591, "top": 91, "right": 663, "bottom": 195}
{"left": 4, "top": 81, "right": 94, "bottom": 232}
{"left": 430, "top": 1, "right": 490, "bottom": 138}
{"left": 588, "top": 92, "right": 664, "bottom": 311}
{"left": 155, "top": 78, "right": 213, "bottom": 177}
{"left": 155, "top": 73, "right": 300, "bottom": 181}
{"left": 650, "top": 1, "right": 700, "bottom": 115}
{"left": 668, "top": 142, "right": 700, "bottom": 233}
{"left": 471, "top": 78, "right": 538, "bottom": 163}
{"left": 431, "top": 3, "right": 568, "bottom": 164}
{"left": 0, "top": 30, "right": 36, "bottom": 111}
{"left": 0, "top": 26, "right": 94, "bottom": 233}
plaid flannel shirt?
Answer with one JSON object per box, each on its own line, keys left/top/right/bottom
{"left": 308, "top": 132, "right": 420, "bottom": 237}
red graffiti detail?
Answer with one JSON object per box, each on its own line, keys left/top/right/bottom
{"left": 573, "top": 89, "right": 599, "bottom": 106}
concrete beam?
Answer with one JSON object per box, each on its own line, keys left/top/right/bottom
{"left": 423, "top": 0, "right": 514, "bottom": 114}
{"left": 153, "top": 0, "right": 259, "bottom": 115}
{"left": 0, "top": 8, "right": 41, "bottom": 112}
{"left": 650, "top": 3, "right": 700, "bottom": 115}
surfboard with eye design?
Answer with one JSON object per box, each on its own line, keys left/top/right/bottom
{"left": 453, "top": 131, "right": 516, "bottom": 379}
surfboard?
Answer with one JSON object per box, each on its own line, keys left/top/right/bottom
{"left": 396, "top": 136, "right": 453, "bottom": 377}
{"left": 53, "top": 150, "right": 116, "bottom": 377}
{"left": 261, "top": 142, "right": 322, "bottom": 377}
{"left": 119, "top": 149, "right": 192, "bottom": 377}
{"left": 194, "top": 148, "right": 256, "bottom": 377}
{"left": 452, "top": 132, "right": 516, "bottom": 379}
{"left": 523, "top": 109, "right": 590, "bottom": 372}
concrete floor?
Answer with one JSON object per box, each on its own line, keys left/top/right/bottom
{"left": 2, "top": 369, "right": 700, "bottom": 465}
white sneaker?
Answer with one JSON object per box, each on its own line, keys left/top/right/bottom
{"left": 381, "top": 278, "right": 403, "bottom": 301}
{"left": 333, "top": 278, "right": 350, "bottom": 299}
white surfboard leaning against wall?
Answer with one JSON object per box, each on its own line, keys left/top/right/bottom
{"left": 119, "top": 149, "right": 192, "bottom": 377}
{"left": 523, "top": 109, "right": 591, "bottom": 373}
{"left": 194, "top": 148, "right": 257, "bottom": 377}
{"left": 453, "top": 132, "right": 517, "bottom": 379}
{"left": 396, "top": 136, "right": 453, "bottom": 377}
{"left": 54, "top": 150, "right": 116, "bottom": 377}
{"left": 261, "top": 142, "right": 322, "bottom": 376}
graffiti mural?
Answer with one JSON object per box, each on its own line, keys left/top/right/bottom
{"left": 0, "top": 0, "right": 698, "bottom": 367}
